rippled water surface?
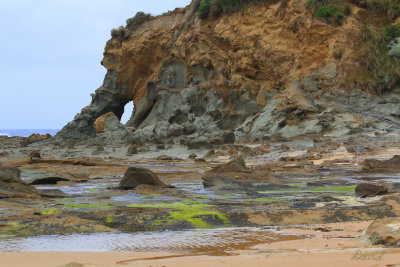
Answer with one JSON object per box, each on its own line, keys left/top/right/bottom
{"left": 0, "top": 228, "right": 294, "bottom": 255}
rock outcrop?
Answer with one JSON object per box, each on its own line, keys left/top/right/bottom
{"left": 57, "top": 0, "right": 400, "bottom": 142}
{"left": 119, "top": 167, "right": 169, "bottom": 189}
{"left": 0, "top": 167, "right": 39, "bottom": 198}
{"left": 209, "top": 156, "right": 251, "bottom": 173}
{"left": 362, "top": 155, "right": 400, "bottom": 172}
{"left": 364, "top": 217, "right": 400, "bottom": 247}
{"left": 27, "top": 134, "right": 51, "bottom": 143}
{"left": 355, "top": 183, "right": 388, "bottom": 198}
{"left": 93, "top": 112, "right": 121, "bottom": 133}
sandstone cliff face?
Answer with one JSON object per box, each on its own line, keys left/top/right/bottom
{"left": 58, "top": 0, "right": 400, "bottom": 142}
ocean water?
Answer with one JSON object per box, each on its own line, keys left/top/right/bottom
{"left": 0, "top": 129, "right": 60, "bottom": 138}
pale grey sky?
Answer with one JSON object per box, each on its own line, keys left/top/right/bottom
{"left": 0, "top": 0, "right": 191, "bottom": 129}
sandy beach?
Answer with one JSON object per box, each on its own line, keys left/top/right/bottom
{"left": 1, "top": 221, "right": 400, "bottom": 267}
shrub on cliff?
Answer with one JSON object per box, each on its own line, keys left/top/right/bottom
{"left": 344, "top": 24, "right": 400, "bottom": 94}
{"left": 349, "top": 0, "right": 400, "bottom": 20}
{"left": 316, "top": 5, "right": 337, "bottom": 17}
{"left": 126, "top": 11, "right": 151, "bottom": 28}
{"left": 307, "top": 0, "right": 350, "bottom": 26}
{"left": 111, "top": 26, "right": 126, "bottom": 40}
{"left": 198, "top": 0, "right": 259, "bottom": 19}
{"left": 384, "top": 24, "right": 400, "bottom": 40}
{"left": 198, "top": 0, "right": 211, "bottom": 18}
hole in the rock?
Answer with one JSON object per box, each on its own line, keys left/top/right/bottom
{"left": 121, "top": 101, "right": 134, "bottom": 125}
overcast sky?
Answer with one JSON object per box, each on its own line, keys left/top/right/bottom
{"left": 0, "top": 0, "right": 191, "bottom": 129}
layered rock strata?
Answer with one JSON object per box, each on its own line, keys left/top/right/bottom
{"left": 58, "top": 0, "right": 400, "bottom": 143}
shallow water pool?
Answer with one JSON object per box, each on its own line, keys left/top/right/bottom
{"left": 0, "top": 227, "right": 297, "bottom": 255}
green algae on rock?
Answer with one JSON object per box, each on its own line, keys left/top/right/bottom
{"left": 37, "top": 209, "right": 59, "bottom": 215}
{"left": 4, "top": 222, "right": 34, "bottom": 238}
{"left": 127, "top": 203, "right": 230, "bottom": 228}
{"left": 105, "top": 215, "right": 114, "bottom": 226}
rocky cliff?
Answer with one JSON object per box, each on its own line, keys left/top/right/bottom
{"left": 58, "top": 0, "right": 400, "bottom": 143}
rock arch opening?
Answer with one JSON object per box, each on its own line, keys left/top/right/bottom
{"left": 121, "top": 101, "right": 135, "bottom": 125}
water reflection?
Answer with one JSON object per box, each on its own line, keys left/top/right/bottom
{"left": 0, "top": 228, "right": 292, "bottom": 255}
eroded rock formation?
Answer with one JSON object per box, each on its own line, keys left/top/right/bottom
{"left": 58, "top": 0, "right": 400, "bottom": 143}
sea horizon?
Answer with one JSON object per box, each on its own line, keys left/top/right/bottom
{"left": 0, "top": 129, "right": 60, "bottom": 138}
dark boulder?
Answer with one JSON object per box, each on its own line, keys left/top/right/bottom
{"left": 31, "top": 177, "right": 70, "bottom": 185}
{"left": 119, "top": 167, "right": 169, "bottom": 189}
{"left": 355, "top": 183, "right": 388, "bottom": 198}
{"left": 362, "top": 155, "right": 400, "bottom": 172}
{"left": 127, "top": 145, "right": 138, "bottom": 155}
{"left": 29, "top": 151, "right": 41, "bottom": 160}
{"left": 209, "top": 156, "right": 251, "bottom": 173}
{"left": 222, "top": 131, "right": 235, "bottom": 144}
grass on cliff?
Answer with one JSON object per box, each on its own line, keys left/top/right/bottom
{"left": 111, "top": 26, "right": 126, "bottom": 40}
{"left": 344, "top": 23, "right": 400, "bottom": 94}
{"left": 349, "top": 0, "right": 400, "bottom": 20}
{"left": 126, "top": 11, "right": 151, "bottom": 28}
{"left": 110, "top": 11, "right": 152, "bottom": 40}
{"left": 198, "top": 0, "right": 400, "bottom": 23}
{"left": 198, "top": 0, "right": 274, "bottom": 18}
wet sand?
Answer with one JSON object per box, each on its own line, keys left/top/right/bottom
{"left": 1, "top": 243, "right": 399, "bottom": 267}
{"left": 1, "top": 221, "right": 399, "bottom": 267}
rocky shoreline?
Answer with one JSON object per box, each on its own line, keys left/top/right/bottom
{"left": 1, "top": 130, "right": 400, "bottom": 250}
{"left": 2, "top": 0, "right": 400, "bottom": 264}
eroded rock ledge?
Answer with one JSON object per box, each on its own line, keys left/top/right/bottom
{"left": 57, "top": 0, "right": 400, "bottom": 143}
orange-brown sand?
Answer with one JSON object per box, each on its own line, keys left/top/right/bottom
{"left": 1, "top": 221, "right": 400, "bottom": 267}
